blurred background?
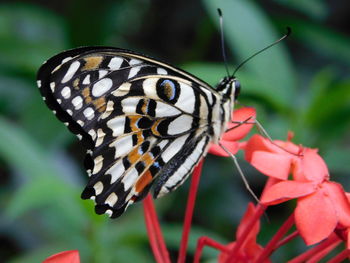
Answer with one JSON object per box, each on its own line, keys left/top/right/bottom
{"left": 0, "top": 0, "right": 349, "bottom": 262}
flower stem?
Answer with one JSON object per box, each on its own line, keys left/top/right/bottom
{"left": 287, "top": 233, "right": 340, "bottom": 263}
{"left": 255, "top": 213, "right": 295, "bottom": 263}
{"left": 327, "top": 249, "right": 350, "bottom": 263}
{"left": 307, "top": 239, "right": 341, "bottom": 263}
{"left": 275, "top": 231, "right": 299, "bottom": 249}
{"left": 143, "top": 194, "right": 170, "bottom": 263}
{"left": 194, "top": 236, "right": 230, "bottom": 263}
{"left": 226, "top": 204, "right": 267, "bottom": 263}
{"left": 177, "top": 160, "right": 204, "bottom": 263}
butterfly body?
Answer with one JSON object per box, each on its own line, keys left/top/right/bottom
{"left": 37, "top": 46, "right": 239, "bottom": 218}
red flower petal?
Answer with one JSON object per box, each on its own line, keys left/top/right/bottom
{"left": 223, "top": 107, "right": 256, "bottom": 141}
{"left": 244, "top": 135, "right": 275, "bottom": 162}
{"left": 249, "top": 151, "right": 293, "bottom": 180}
{"left": 323, "top": 181, "right": 350, "bottom": 227}
{"left": 295, "top": 191, "right": 337, "bottom": 245}
{"left": 43, "top": 250, "right": 80, "bottom": 263}
{"left": 295, "top": 148, "right": 329, "bottom": 183}
{"left": 261, "top": 181, "right": 316, "bottom": 205}
{"left": 208, "top": 141, "right": 239, "bottom": 157}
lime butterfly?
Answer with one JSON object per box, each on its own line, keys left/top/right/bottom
{"left": 36, "top": 46, "right": 240, "bottom": 218}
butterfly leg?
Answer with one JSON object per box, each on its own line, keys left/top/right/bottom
{"left": 227, "top": 116, "right": 255, "bottom": 133}
{"left": 219, "top": 142, "right": 260, "bottom": 203}
{"left": 231, "top": 116, "right": 300, "bottom": 156}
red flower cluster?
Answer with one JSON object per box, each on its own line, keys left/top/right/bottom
{"left": 43, "top": 107, "right": 350, "bottom": 263}
{"left": 246, "top": 134, "right": 350, "bottom": 248}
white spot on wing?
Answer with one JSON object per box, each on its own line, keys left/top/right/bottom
{"left": 112, "top": 82, "right": 131, "bottom": 97}
{"left": 95, "top": 129, "right": 105, "bottom": 147}
{"left": 157, "top": 68, "right": 167, "bottom": 75}
{"left": 88, "top": 129, "right": 96, "bottom": 140}
{"left": 93, "top": 155, "right": 104, "bottom": 174}
{"left": 121, "top": 97, "right": 139, "bottom": 114}
{"left": 83, "top": 74, "right": 90, "bottom": 85}
{"left": 122, "top": 168, "right": 138, "bottom": 190}
{"left": 107, "top": 160, "right": 124, "bottom": 184}
{"left": 72, "top": 96, "right": 83, "bottom": 110}
{"left": 67, "top": 109, "right": 73, "bottom": 116}
{"left": 93, "top": 181, "right": 104, "bottom": 195}
{"left": 175, "top": 83, "right": 195, "bottom": 113}
{"left": 161, "top": 134, "right": 189, "bottom": 162}
{"left": 155, "top": 101, "right": 181, "bottom": 117}
{"left": 143, "top": 78, "right": 159, "bottom": 98}
{"left": 99, "top": 70, "right": 108, "bottom": 79}
{"left": 106, "top": 209, "right": 113, "bottom": 217}
{"left": 101, "top": 101, "right": 114, "bottom": 119}
{"left": 92, "top": 78, "right": 113, "bottom": 97}
{"left": 167, "top": 115, "right": 193, "bottom": 135}
{"left": 111, "top": 135, "right": 133, "bottom": 158}
{"left": 108, "top": 57, "right": 123, "bottom": 70}
{"left": 50, "top": 82, "right": 55, "bottom": 92}
{"left": 107, "top": 116, "right": 126, "bottom": 137}
{"left": 105, "top": 192, "right": 118, "bottom": 207}
{"left": 61, "top": 86, "right": 71, "bottom": 99}
{"left": 62, "top": 61, "right": 80, "bottom": 83}
{"left": 128, "top": 66, "right": 141, "bottom": 79}
{"left": 37, "top": 80, "right": 41, "bottom": 88}
{"left": 129, "top": 58, "right": 142, "bottom": 65}
{"left": 83, "top": 107, "right": 95, "bottom": 120}
{"left": 77, "top": 120, "right": 84, "bottom": 126}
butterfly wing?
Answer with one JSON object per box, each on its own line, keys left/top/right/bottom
{"left": 37, "top": 47, "right": 219, "bottom": 218}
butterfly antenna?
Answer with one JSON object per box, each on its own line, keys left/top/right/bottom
{"left": 232, "top": 27, "right": 291, "bottom": 76}
{"left": 217, "top": 8, "right": 231, "bottom": 77}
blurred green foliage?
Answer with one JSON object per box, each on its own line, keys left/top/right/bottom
{"left": 0, "top": 0, "right": 349, "bottom": 262}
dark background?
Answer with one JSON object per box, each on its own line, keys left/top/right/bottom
{"left": 0, "top": 0, "right": 349, "bottom": 262}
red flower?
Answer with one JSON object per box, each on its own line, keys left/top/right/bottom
{"left": 208, "top": 107, "right": 256, "bottom": 157}
{"left": 218, "top": 203, "right": 270, "bottom": 263}
{"left": 245, "top": 135, "right": 350, "bottom": 245}
{"left": 43, "top": 250, "right": 80, "bottom": 263}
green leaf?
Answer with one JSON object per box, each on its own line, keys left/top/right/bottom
{"left": 275, "top": 17, "right": 350, "bottom": 66}
{"left": 0, "top": 75, "right": 34, "bottom": 115}
{"left": 271, "top": 0, "right": 328, "bottom": 20}
{"left": 202, "top": 0, "right": 296, "bottom": 106}
{"left": 0, "top": 116, "right": 60, "bottom": 180}
{"left": 0, "top": 117, "right": 87, "bottom": 226}
{"left": 0, "top": 3, "right": 68, "bottom": 74}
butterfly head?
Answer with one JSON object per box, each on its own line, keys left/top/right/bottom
{"left": 216, "top": 76, "right": 241, "bottom": 101}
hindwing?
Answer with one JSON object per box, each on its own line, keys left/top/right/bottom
{"left": 37, "top": 46, "right": 219, "bottom": 218}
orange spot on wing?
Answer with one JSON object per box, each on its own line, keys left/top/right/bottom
{"left": 129, "top": 116, "right": 142, "bottom": 131}
{"left": 128, "top": 147, "right": 141, "bottom": 164}
{"left": 141, "top": 153, "right": 154, "bottom": 167}
{"left": 82, "top": 87, "right": 92, "bottom": 103}
{"left": 82, "top": 56, "right": 103, "bottom": 70}
{"left": 135, "top": 170, "right": 153, "bottom": 193}
{"left": 141, "top": 99, "right": 149, "bottom": 114}
{"left": 73, "top": 78, "right": 80, "bottom": 90}
{"left": 151, "top": 119, "right": 161, "bottom": 136}
{"left": 93, "top": 97, "right": 106, "bottom": 112}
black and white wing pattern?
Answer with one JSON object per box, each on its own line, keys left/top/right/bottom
{"left": 37, "top": 46, "right": 233, "bottom": 218}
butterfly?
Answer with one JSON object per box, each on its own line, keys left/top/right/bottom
{"left": 36, "top": 46, "right": 240, "bottom": 218}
